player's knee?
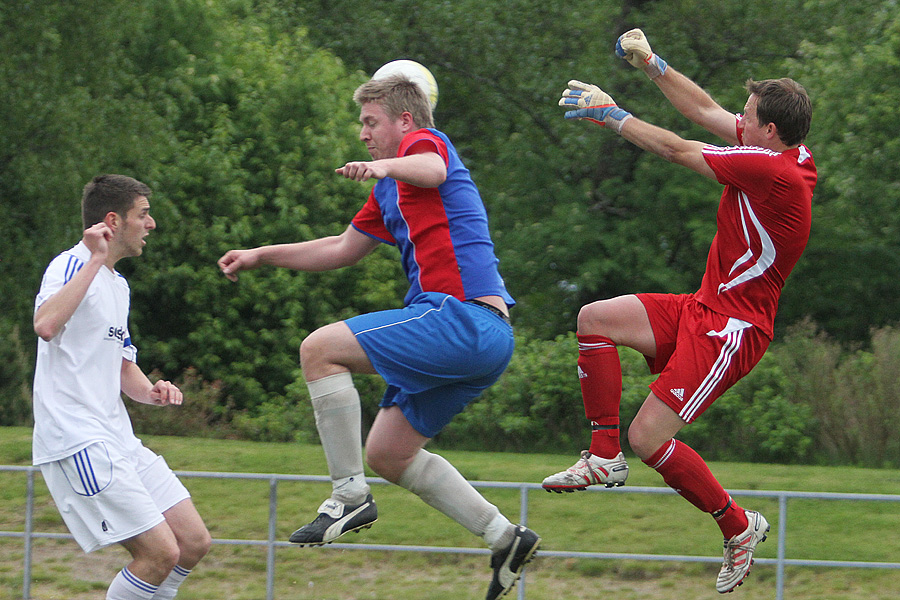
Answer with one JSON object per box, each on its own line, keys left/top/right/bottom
{"left": 299, "top": 331, "right": 322, "bottom": 368}
{"left": 627, "top": 422, "right": 656, "bottom": 461}
{"left": 144, "top": 539, "right": 180, "bottom": 580}
{"left": 180, "top": 527, "right": 212, "bottom": 566}
{"left": 577, "top": 302, "right": 610, "bottom": 334}
{"left": 365, "top": 444, "right": 404, "bottom": 483}
{"left": 364, "top": 443, "right": 389, "bottom": 477}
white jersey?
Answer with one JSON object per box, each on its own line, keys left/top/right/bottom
{"left": 32, "top": 242, "right": 142, "bottom": 465}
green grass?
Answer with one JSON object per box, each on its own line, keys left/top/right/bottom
{"left": 3, "top": 425, "right": 900, "bottom": 599}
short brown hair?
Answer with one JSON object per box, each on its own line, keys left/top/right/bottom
{"left": 353, "top": 75, "right": 434, "bottom": 129}
{"left": 745, "top": 78, "right": 812, "bottom": 147}
{"left": 81, "top": 174, "right": 151, "bottom": 229}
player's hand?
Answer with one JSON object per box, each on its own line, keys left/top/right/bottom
{"left": 217, "top": 248, "right": 260, "bottom": 282}
{"left": 82, "top": 222, "right": 112, "bottom": 260}
{"left": 149, "top": 379, "right": 182, "bottom": 406}
{"left": 559, "top": 80, "right": 633, "bottom": 133}
{"left": 615, "top": 29, "right": 668, "bottom": 79}
{"left": 336, "top": 161, "right": 388, "bottom": 182}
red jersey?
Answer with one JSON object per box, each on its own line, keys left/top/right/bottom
{"left": 696, "top": 121, "right": 816, "bottom": 339}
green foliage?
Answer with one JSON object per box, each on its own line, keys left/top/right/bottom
{"left": 0, "top": 324, "right": 32, "bottom": 427}
{"left": 274, "top": 0, "right": 827, "bottom": 337}
{"left": 438, "top": 332, "right": 650, "bottom": 453}
{"left": 776, "top": 1, "right": 900, "bottom": 341}
{"left": 3, "top": 0, "right": 900, "bottom": 471}
{"left": 0, "top": 0, "right": 406, "bottom": 415}
{"left": 120, "top": 2, "right": 406, "bottom": 410}
{"left": 774, "top": 321, "right": 900, "bottom": 467}
{"left": 129, "top": 368, "right": 231, "bottom": 437}
{"left": 682, "top": 352, "right": 815, "bottom": 464}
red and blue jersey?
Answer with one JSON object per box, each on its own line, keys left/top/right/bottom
{"left": 351, "top": 128, "right": 514, "bottom": 307}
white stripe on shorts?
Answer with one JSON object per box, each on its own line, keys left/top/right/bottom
{"left": 352, "top": 294, "right": 452, "bottom": 336}
{"left": 680, "top": 328, "right": 744, "bottom": 422}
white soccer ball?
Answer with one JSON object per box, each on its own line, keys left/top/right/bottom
{"left": 372, "top": 59, "right": 439, "bottom": 111}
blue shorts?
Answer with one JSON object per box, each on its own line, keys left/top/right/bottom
{"left": 345, "top": 292, "right": 514, "bottom": 437}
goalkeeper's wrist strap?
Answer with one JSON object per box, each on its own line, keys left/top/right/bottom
{"left": 604, "top": 109, "right": 633, "bottom": 134}
{"left": 644, "top": 54, "right": 668, "bottom": 79}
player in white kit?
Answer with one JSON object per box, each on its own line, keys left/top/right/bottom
{"left": 32, "top": 174, "right": 211, "bottom": 600}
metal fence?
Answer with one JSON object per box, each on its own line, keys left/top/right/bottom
{"left": 3, "top": 464, "right": 900, "bottom": 600}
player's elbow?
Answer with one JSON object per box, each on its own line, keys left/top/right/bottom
{"left": 34, "top": 319, "right": 59, "bottom": 342}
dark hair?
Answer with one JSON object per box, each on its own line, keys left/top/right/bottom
{"left": 81, "top": 174, "right": 151, "bottom": 229}
{"left": 353, "top": 75, "right": 434, "bottom": 128}
{"left": 745, "top": 78, "right": 812, "bottom": 147}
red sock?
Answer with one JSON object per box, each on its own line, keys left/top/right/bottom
{"left": 712, "top": 494, "right": 750, "bottom": 540}
{"left": 643, "top": 439, "right": 748, "bottom": 538}
{"left": 577, "top": 333, "right": 621, "bottom": 458}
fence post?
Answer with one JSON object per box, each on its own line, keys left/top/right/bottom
{"left": 22, "top": 468, "right": 35, "bottom": 600}
{"left": 266, "top": 477, "right": 278, "bottom": 600}
{"left": 776, "top": 493, "right": 788, "bottom": 600}
{"left": 518, "top": 483, "right": 530, "bottom": 600}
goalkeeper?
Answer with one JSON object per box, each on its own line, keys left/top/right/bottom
{"left": 542, "top": 28, "right": 815, "bottom": 593}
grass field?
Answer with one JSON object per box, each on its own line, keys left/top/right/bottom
{"left": 2, "top": 425, "right": 900, "bottom": 599}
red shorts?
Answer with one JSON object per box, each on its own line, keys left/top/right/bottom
{"left": 637, "top": 293, "right": 770, "bottom": 423}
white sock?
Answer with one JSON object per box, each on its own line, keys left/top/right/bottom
{"left": 331, "top": 474, "right": 370, "bottom": 504}
{"left": 483, "top": 513, "right": 515, "bottom": 551}
{"left": 307, "top": 373, "right": 369, "bottom": 504}
{"left": 107, "top": 567, "right": 158, "bottom": 600}
{"left": 151, "top": 565, "right": 190, "bottom": 599}
{"left": 397, "top": 449, "right": 511, "bottom": 549}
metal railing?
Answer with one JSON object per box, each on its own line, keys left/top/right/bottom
{"left": 3, "top": 465, "right": 900, "bottom": 600}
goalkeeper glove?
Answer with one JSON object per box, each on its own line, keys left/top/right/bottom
{"left": 615, "top": 28, "right": 668, "bottom": 79}
{"left": 559, "top": 80, "right": 633, "bottom": 133}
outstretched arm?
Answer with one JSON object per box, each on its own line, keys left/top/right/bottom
{"left": 616, "top": 29, "right": 738, "bottom": 145}
{"left": 559, "top": 80, "right": 715, "bottom": 179}
{"left": 336, "top": 146, "right": 447, "bottom": 187}
{"left": 218, "top": 225, "right": 381, "bottom": 282}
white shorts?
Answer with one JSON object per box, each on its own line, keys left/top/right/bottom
{"left": 40, "top": 441, "right": 191, "bottom": 553}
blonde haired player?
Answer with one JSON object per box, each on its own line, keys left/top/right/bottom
{"left": 542, "top": 29, "right": 814, "bottom": 593}
{"left": 219, "top": 63, "right": 538, "bottom": 600}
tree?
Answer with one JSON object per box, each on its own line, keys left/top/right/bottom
{"left": 0, "top": 0, "right": 404, "bottom": 415}
{"left": 776, "top": 0, "right": 900, "bottom": 341}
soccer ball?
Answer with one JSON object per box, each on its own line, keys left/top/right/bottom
{"left": 372, "top": 59, "right": 439, "bottom": 111}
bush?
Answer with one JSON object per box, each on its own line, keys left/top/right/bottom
{"left": 130, "top": 368, "right": 231, "bottom": 438}
{"left": 117, "top": 321, "right": 900, "bottom": 469}
{"left": 681, "top": 351, "right": 815, "bottom": 463}
{"left": 0, "top": 323, "right": 33, "bottom": 427}
{"left": 436, "top": 328, "right": 819, "bottom": 463}
{"left": 775, "top": 321, "right": 900, "bottom": 467}
{"left": 435, "top": 332, "right": 653, "bottom": 453}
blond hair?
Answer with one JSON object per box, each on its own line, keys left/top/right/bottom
{"left": 353, "top": 75, "right": 434, "bottom": 129}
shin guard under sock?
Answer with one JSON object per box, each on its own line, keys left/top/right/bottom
{"left": 577, "top": 333, "right": 622, "bottom": 458}
{"left": 644, "top": 439, "right": 743, "bottom": 536}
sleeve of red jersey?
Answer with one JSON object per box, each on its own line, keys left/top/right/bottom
{"left": 702, "top": 145, "right": 780, "bottom": 198}
{"left": 399, "top": 130, "right": 449, "bottom": 165}
{"left": 350, "top": 189, "right": 396, "bottom": 245}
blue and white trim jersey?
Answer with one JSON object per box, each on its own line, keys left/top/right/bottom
{"left": 32, "top": 242, "right": 142, "bottom": 464}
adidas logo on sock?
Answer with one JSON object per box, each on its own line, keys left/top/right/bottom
{"left": 578, "top": 366, "right": 588, "bottom": 379}
{"left": 670, "top": 388, "right": 685, "bottom": 400}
